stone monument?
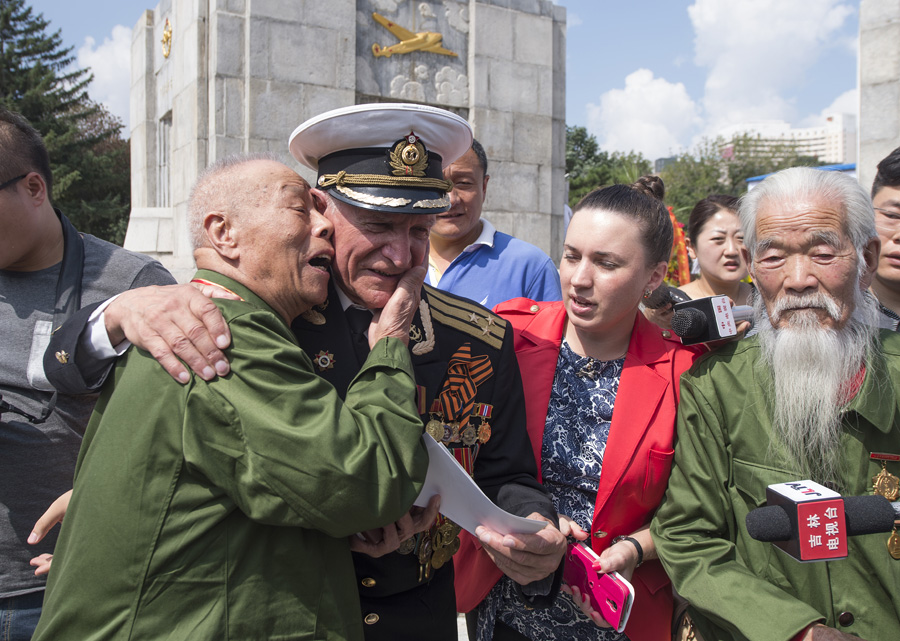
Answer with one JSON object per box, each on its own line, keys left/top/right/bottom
{"left": 125, "top": 0, "right": 567, "bottom": 282}
{"left": 859, "top": 0, "right": 900, "bottom": 192}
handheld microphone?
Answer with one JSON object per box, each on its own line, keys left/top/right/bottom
{"left": 744, "top": 480, "right": 897, "bottom": 562}
{"left": 671, "top": 295, "right": 754, "bottom": 345}
{"left": 642, "top": 285, "right": 690, "bottom": 310}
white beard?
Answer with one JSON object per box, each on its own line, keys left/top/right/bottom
{"left": 755, "top": 288, "right": 878, "bottom": 488}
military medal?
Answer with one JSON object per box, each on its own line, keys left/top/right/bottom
{"left": 417, "top": 534, "right": 433, "bottom": 580}
{"left": 874, "top": 466, "right": 900, "bottom": 501}
{"left": 442, "top": 519, "right": 461, "bottom": 540}
{"left": 472, "top": 403, "right": 494, "bottom": 444}
{"left": 425, "top": 400, "right": 445, "bottom": 442}
{"left": 425, "top": 419, "right": 444, "bottom": 442}
{"left": 462, "top": 426, "right": 477, "bottom": 446}
{"left": 418, "top": 535, "right": 432, "bottom": 564}
{"left": 314, "top": 350, "right": 335, "bottom": 371}
{"left": 397, "top": 536, "right": 417, "bottom": 555}
{"left": 442, "top": 421, "right": 460, "bottom": 443}
{"left": 431, "top": 546, "right": 447, "bottom": 570}
{"left": 871, "top": 452, "right": 900, "bottom": 501}
{"left": 888, "top": 528, "right": 900, "bottom": 560}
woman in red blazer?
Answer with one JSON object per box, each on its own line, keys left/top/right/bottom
{"left": 455, "top": 177, "right": 702, "bottom": 641}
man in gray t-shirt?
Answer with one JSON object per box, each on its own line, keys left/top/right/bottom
{"left": 0, "top": 108, "right": 174, "bottom": 639}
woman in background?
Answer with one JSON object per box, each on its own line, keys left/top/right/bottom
{"left": 678, "top": 194, "right": 752, "bottom": 306}
{"left": 455, "top": 176, "right": 702, "bottom": 641}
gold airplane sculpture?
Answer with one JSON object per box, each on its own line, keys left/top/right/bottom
{"left": 371, "top": 12, "right": 458, "bottom": 58}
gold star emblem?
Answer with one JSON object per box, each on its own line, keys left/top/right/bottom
{"left": 469, "top": 312, "right": 478, "bottom": 323}
{"left": 314, "top": 350, "right": 335, "bottom": 371}
{"left": 55, "top": 351, "right": 69, "bottom": 364}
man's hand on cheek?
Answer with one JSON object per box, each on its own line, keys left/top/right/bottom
{"left": 369, "top": 265, "right": 426, "bottom": 347}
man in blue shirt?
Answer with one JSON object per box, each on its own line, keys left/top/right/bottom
{"left": 426, "top": 139, "right": 561, "bottom": 309}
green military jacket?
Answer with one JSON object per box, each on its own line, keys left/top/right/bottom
{"left": 33, "top": 271, "right": 429, "bottom": 641}
{"left": 651, "top": 331, "right": 900, "bottom": 641}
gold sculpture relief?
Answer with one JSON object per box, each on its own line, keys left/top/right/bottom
{"left": 371, "top": 12, "right": 457, "bottom": 58}
{"left": 161, "top": 18, "right": 172, "bottom": 59}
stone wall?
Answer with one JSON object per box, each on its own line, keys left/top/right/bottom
{"left": 127, "top": 0, "right": 566, "bottom": 281}
{"left": 859, "top": 0, "right": 900, "bottom": 193}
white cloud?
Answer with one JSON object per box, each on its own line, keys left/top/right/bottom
{"left": 586, "top": 69, "right": 701, "bottom": 160}
{"left": 77, "top": 25, "right": 132, "bottom": 130}
{"left": 799, "top": 88, "right": 858, "bottom": 127}
{"left": 688, "top": 0, "right": 855, "bottom": 136}
{"left": 566, "top": 12, "right": 583, "bottom": 29}
{"left": 581, "top": 1, "right": 856, "bottom": 160}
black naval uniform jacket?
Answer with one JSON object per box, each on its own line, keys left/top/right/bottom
{"left": 292, "top": 282, "right": 559, "bottom": 641}
{"left": 45, "top": 282, "right": 561, "bottom": 641}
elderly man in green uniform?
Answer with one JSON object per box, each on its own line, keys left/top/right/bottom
{"left": 31, "top": 154, "right": 430, "bottom": 641}
{"left": 651, "top": 167, "right": 900, "bottom": 641}
{"left": 44, "top": 104, "right": 566, "bottom": 640}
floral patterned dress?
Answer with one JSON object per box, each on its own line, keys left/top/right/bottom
{"left": 476, "top": 339, "right": 628, "bottom": 641}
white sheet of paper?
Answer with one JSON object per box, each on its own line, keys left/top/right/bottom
{"left": 412, "top": 434, "right": 547, "bottom": 536}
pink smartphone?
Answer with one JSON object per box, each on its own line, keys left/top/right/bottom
{"left": 563, "top": 542, "right": 635, "bottom": 633}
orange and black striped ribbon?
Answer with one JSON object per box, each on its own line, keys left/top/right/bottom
{"left": 437, "top": 343, "right": 493, "bottom": 429}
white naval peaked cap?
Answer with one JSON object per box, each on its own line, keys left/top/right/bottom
{"left": 287, "top": 103, "right": 473, "bottom": 214}
{"left": 289, "top": 103, "right": 473, "bottom": 170}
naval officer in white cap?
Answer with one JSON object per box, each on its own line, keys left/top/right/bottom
{"left": 288, "top": 103, "right": 566, "bottom": 641}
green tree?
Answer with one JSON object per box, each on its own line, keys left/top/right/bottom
{"left": 661, "top": 133, "right": 824, "bottom": 225}
{"left": 1, "top": 0, "right": 130, "bottom": 243}
{"left": 659, "top": 138, "right": 727, "bottom": 222}
{"left": 565, "top": 125, "right": 651, "bottom": 207}
{"left": 722, "top": 133, "right": 821, "bottom": 194}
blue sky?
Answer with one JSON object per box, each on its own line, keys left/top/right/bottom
{"left": 28, "top": 0, "right": 860, "bottom": 161}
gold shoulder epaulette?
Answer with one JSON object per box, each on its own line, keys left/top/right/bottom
{"left": 423, "top": 285, "right": 507, "bottom": 350}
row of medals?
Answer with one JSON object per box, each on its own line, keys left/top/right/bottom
{"left": 397, "top": 517, "right": 463, "bottom": 582}
{"left": 400, "top": 412, "right": 491, "bottom": 580}
{"left": 424, "top": 416, "right": 492, "bottom": 447}
{"left": 873, "top": 462, "right": 900, "bottom": 559}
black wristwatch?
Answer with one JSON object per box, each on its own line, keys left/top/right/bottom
{"left": 611, "top": 535, "right": 643, "bottom": 567}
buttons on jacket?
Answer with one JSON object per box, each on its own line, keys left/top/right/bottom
{"left": 593, "top": 531, "right": 607, "bottom": 538}
{"left": 838, "top": 612, "right": 854, "bottom": 627}
{"left": 529, "top": 304, "right": 540, "bottom": 313}
{"left": 661, "top": 330, "right": 672, "bottom": 339}
{"left": 364, "top": 613, "right": 380, "bottom": 625}
{"left": 361, "top": 577, "right": 376, "bottom": 588}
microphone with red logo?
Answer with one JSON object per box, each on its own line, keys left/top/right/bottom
{"left": 744, "top": 480, "right": 898, "bottom": 562}
{"left": 671, "top": 295, "right": 754, "bottom": 345}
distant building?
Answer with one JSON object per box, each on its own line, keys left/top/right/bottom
{"left": 654, "top": 156, "right": 677, "bottom": 173}
{"left": 718, "top": 113, "right": 857, "bottom": 165}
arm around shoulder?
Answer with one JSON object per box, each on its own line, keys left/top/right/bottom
{"left": 184, "top": 310, "right": 428, "bottom": 538}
